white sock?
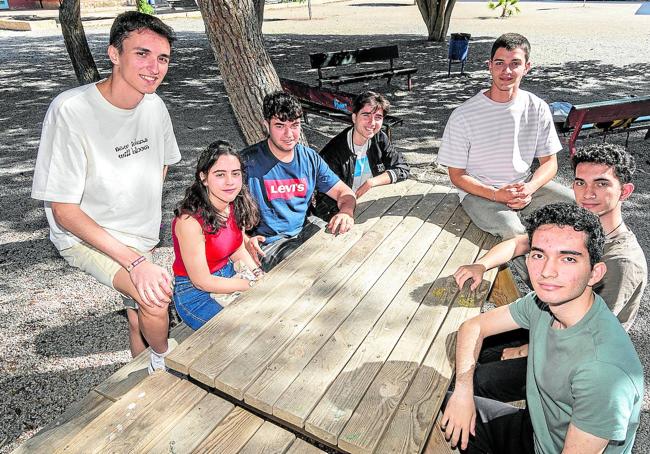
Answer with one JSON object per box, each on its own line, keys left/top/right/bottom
{"left": 148, "top": 339, "right": 178, "bottom": 374}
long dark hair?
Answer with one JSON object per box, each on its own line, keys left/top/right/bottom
{"left": 174, "top": 140, "right": 259, "bottom": 233}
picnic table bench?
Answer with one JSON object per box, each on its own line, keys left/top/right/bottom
{"left": 557, "top": 95, "right": 650, "bottom": 155}
{"left": 280, "top": 78, "right": 404, "bottom": 140}
{"left": 165, "top": 181, "right": 516, "bottom": 453}
{"left": 310, "top": 45, "right": 417, "bottom": 91}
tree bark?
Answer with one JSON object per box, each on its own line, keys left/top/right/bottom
{"left": 59, "top": 0, "right": 100, "bottom": 85}
{"left": 415, "top": 0, "right": 457, "bottom": 42}
{"left": 253, "top": 0, "right": 265, "bottom": 31}
{"left": 198, "top": 0, "right": 282, "bottom": 145}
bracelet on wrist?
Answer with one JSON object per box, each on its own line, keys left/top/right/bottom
{"left": 126, "top": 255, "right": 146, "bottom": 273}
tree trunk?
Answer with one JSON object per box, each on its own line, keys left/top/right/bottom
{"left": 253, "top": 0, "right": 265, "bottom": 32}
{"left": 198, "top": 0, "right": 282, "bottom": 145}
{"left": 415, "top": 0, "right": 457, "bottom": 42}
{"left": 59, "top": 0, "right": 100, "bottom": 85}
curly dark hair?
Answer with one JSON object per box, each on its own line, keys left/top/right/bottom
{"left": 524, "top": 203, "right": 605, "bottom": 267}
{"left": 352, "top": 91, "right": 390, "bottom": 115}
{"left": 263, "top": 92, "right": 303, "bottom": 122}
{"left": 109, "top": 11, "right": 176, "bottom": 53}
{"left": 174, "top": 141, "right": 259, "bottom": 233}
{"left": 571, "top": 143, "right": 636, "bottom": 184}
{"left": 490, "top": 33, "right": 530, "bottom": 62}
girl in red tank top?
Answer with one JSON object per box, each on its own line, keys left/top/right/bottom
{"left": 172, "top": 141, "right": 262, "bottom": 330}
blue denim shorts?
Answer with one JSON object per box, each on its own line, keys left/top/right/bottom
{"left": 173, "top": 261, "right": 236, "bottom": 330}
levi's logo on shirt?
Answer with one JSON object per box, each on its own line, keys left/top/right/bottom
{"left": 264, "top": 178, "right": 308, "bottom": 200}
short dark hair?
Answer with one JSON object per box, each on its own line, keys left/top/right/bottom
{"left": 490, "top": 33, "right": 530, "bottom": 62}
{"left": 263, "top": 92, "right": 303, "bottom": 122}
{"left": 571, "top": 143, "right": 636, "bottom": 185}
{"left": 524, "top": 203, "right": 605, "bottom": 267}
{"left": 109, "top": 11, "right": 176, "bottom": 53}
{"left": 352, "top": 91, "right": 390, "bottom": 115}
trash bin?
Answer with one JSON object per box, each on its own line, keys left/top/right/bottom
{"left": 448, "top": 33, "right": 471, "bottom": 76}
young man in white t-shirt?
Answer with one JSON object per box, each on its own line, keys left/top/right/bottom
{"left": 31, "top": 12, "right": 181, "bottom": 372}
{"left": 438, "top": 33, "right": 573, "bottom": 240}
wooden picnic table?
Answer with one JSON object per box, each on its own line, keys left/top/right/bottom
{"left": 165, "top": 180, "right": 507, "bottom": 454}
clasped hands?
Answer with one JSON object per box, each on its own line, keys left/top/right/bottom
{"left": 494, "top": 182, "right": 534, "bottom": 209}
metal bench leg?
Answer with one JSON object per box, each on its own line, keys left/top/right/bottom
{"left": 460, "top": 60, "right": 466, "bottom": 76}
{"left": 447, "top": 59, "right": 452, "bottom": 77}
{"left": 407, "top": 74, "right": 413, "bottom": 91}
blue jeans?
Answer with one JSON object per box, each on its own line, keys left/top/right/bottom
{"left": 173, "top": 261, "right": 236, "bottom": 330}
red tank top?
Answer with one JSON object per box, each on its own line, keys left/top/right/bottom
{"left": 172, "top": 205, "right": 243, "bottom": 277}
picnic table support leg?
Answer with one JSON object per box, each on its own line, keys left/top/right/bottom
{"left": 487, "top": 266, "right": 521, "bottom": 307}
{"left": 460, "top": 59, "right": 466, "bottom": 76}
{"left": 568, "top": 110, "right": 586, "bottom": 157}
{"left": 447, "top": 59, "right": 451, "bottom": 77}
{"left": 407, "top": 74, "right": 413, "bottom": 91}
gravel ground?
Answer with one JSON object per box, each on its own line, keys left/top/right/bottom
{"left": 0, "top": 1, "right": 648, "bottom": 452}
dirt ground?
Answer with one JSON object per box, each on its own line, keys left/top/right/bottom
{"left": 0, "top": 1, "right": 648, "bottom": 452}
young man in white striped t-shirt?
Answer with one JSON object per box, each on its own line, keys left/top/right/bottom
{"left": 438, "top": 33, "right": 573, "bottom": 240}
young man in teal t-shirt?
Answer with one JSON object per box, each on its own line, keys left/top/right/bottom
{"left": 441, "top": 203, "right": 643, "bottom": 454}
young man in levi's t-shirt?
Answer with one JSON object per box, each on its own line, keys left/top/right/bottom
{"left": 241, "top": 91, "right": 356, "bottom": 271}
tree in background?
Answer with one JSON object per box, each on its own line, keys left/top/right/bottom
{"left": 59, "top": 0, "right": 101, "bottom": 85}
{"left": 415, "top": 0, "right": 457, "bottom": 42}
{"left": 488, "top": 0, "right": 521, "bottom": 18}
{"left": 198, "top": 0, "right": 283, "bottom": 144}
{"left": 136, "top": 0, "right": 155, "bottom": 15}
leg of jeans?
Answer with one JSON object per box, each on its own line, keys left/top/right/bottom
{"left": 474, "top": 358, "right": 528, "bottom": 402}
{"left": 441, "top": 392, "right": 534, "bottom": 454}
{"left": 461, "top": 195, "right": 526, "bottom": 240}
{"left": 477, "top": 329, "right": 529, "bottom": 363}
{"left": 469, "top": 397, "right": 535, "bottom": 454}
{"left": 260, "top": 220, "right": 324, "bottom": 272}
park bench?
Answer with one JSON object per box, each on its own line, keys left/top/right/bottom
{"left": 309, "top": 44, "right": 417, "bottom": 91}
{"left": 280, "top": 77, "right": 404, "bottom": 140}
{"left": 556, "top": 95, "right": 650, "bottom": 155}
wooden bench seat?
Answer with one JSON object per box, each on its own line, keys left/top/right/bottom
{"left": 558, "top": 95, "right": 650, "bottom": 155}
{"left": 310, "top": 45, "right": 417, "bottom": 91}
{"left": 18, "top": 370, "right": 326, "bottom": 453}
{"left": 280, "top": 77, "right": 403, "bottom": 140}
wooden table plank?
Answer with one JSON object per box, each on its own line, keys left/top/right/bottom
{"left": 56, "top": 372, "right": 181, "bottom": 453}
{"left": 191, "top": 406, "right": 264, "bottom": 454}
{"left": 237, "top": 420, "right": 296, "bottom": 454}
{"left": 375, "top": 237, "right": 499, "bottom": 454}
{"left": 337, "top": 223, "right": 487, "bottom": 454}
{"left": 213, "top": 184, "right": 434, "bottom": 399}
{"left": 244, "top": 187, "right": 452, "bottom": 415}
{"left": 166, "top": 183, "right": 414, "bottom": 376}
{"left": 187, "top": 184, "right": 431, "bottom": 389}
{"left": 301, "top": 204, "right": 472, "bottom": 444}
{"left": 13, "top": 391, "right": 112, "bottom": 454}
{"left": 141, "top": 393, "right": 234, "bottom": 453}
{"left": 285, "top": 438, "right": 328, "bottom": 454}
{"left": 97, "top": 377, "right": 207, "bottom": 453}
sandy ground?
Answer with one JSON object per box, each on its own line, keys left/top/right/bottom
{"left": 0, "top": 1, "right": 648, "bottom": 452}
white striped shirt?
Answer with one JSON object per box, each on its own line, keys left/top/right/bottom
{"left": 438, "top": 89, "right": 561, "bottom": 200}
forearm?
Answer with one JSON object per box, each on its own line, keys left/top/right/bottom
{"left": 369, "top": 172, "right": 392, "bottom": 188}
{"left": 231, "top": 241, "right": 259, "bottom": 271}
{"left": 449, "top": 169, "right": 496, "bottom": 201}
{"left": 51, "top": 202, "right": 141, "bottom": 268}
{"left": 477, "top": 235, "right": 529, "bottom": 270}
{"left": 528, "top": 156, "right": 558, "bottom": 192}
{"left": 192, "top": 274, "right": 251, "bottom": 294}
{"left": 337, "top": 193, "right": 356, "bottom": 216}
{"left": 454, "top": 319, "right": 484, "bottom": 394}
